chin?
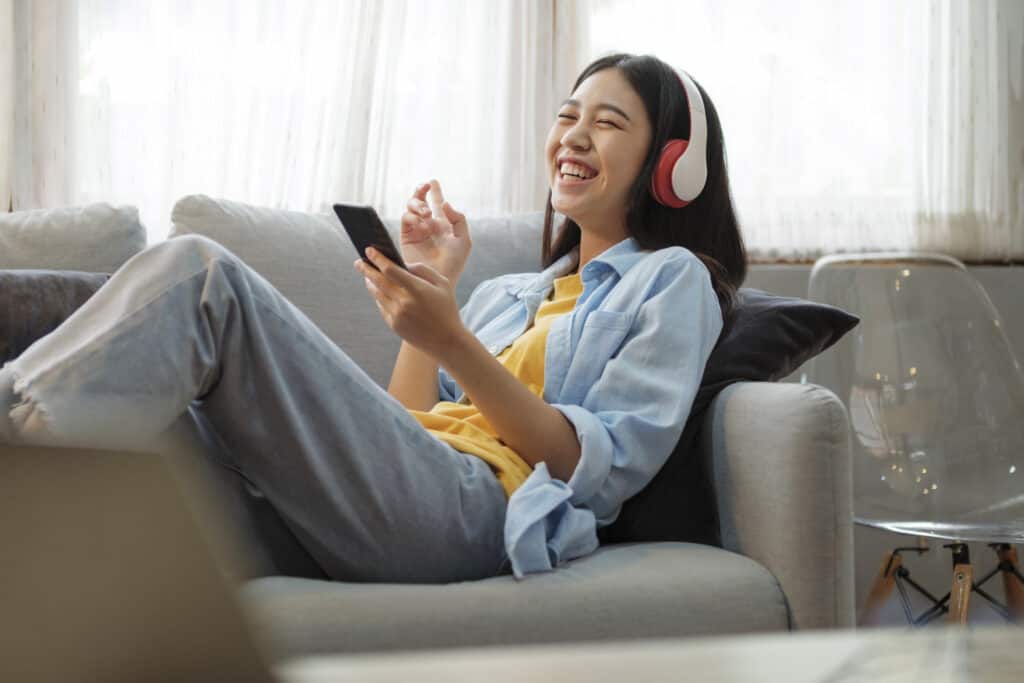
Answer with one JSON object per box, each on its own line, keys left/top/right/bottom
{"left": 552, "top": 205, "right": 587, "bottom": 226}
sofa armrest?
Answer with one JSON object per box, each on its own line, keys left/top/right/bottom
{"left": 702, "top": 381, "right": 854, "bottom": 630}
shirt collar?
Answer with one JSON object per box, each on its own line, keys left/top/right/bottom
{"left": 512, "top": 236, "right": 649, "bottom": 299}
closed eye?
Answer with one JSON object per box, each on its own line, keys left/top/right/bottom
{"left": 557, "top": 114, "right": 619, "bottom": 128}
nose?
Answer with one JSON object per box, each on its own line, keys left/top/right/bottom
{"left": 560, "top": 120, "right": 592, "bottom": 152}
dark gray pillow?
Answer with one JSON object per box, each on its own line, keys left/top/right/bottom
{"left": 0, "top": 270, "right": 111, "bottom": 364}
{"left": 599, "top": 287, "right": 860, "bottom": 546}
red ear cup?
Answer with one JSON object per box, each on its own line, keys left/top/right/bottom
{"left": 649, "top": 65, "right": 708, "bottom": 208}
{"left": 650, "top": 138, "right": 691, "bottom": 208}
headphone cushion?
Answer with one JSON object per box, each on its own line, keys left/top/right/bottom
{"left": 650, "top": 138, "right": 691, "bottom": 208}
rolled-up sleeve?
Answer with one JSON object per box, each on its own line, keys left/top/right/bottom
{"left": 505, "top": 254, "right": 723, "bottom": 577}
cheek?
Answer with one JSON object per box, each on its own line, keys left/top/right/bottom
{"left": 611, "top": 146, "right": 647, "bottom": 185}
{"left": 544, "top": 132, "right": 559, "bottom": 161}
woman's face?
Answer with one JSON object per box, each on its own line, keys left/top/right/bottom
{"left": 545, "top": 68, "right": 653, "bottom": 234}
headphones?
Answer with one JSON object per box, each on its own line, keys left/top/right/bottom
{"left": 649, "top": 66, "right": 708, "bottom": 209}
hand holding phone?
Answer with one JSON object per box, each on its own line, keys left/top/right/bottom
{"left": 333, "top": 203, "right": 408, "bottom": 271}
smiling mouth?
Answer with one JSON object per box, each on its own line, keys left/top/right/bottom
{"left": 557, "top": 169, "right": 599, "bottom": 185}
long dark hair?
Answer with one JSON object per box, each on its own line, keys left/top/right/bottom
{"left": 543, "top": 53, "right": 747, "bottom": 321}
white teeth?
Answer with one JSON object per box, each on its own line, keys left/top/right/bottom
{"left": 559, "top": 162, "right": 596, "bottom": 179}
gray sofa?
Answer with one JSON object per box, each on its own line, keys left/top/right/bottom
{"left": 1, "top": 196, "right": 854, "bottom": 661}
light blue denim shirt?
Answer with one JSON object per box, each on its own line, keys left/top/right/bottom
{"left": 438, "top": 236, "right": 724, "bottom": 579}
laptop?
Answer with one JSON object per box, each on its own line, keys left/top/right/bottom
{"left": 0, "top": 445, "right": 280, "bottom": 682}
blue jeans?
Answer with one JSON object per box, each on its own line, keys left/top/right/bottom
{"left": 1, "top": 235, "right": 510, "bottom": 583}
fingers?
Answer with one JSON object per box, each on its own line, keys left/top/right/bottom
{"left": 405, "top": 196, "right": 432, "bottom": 220}
{"left": 361, "top": 247, "right": 421, "bottom": 291}
{"left": 354, "top": 256, "right": 400, "bottom": 303}
{"left": 364, "top": 276, "right": 395, "bottom": 311}
{"left": 412, "top": 181, "right": 430, "bottom": 201}
{"left": 427, "top": 179, "right": 445, "bottom": 217}
{"left": 402, "top": 181, "right": 434, "bottom": 233}
{"left": 366, "top": 280, "right": 395, "bottom": 311}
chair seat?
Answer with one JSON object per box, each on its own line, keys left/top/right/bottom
{"left": 239, "top": 542, "right": 790, "bottom": 659}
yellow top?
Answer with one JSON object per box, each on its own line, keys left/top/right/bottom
{"left": 407, "top": 272, "right": 584, "bottom": 498}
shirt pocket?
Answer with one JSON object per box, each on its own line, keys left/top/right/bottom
{"left": 562, "top": 310, "right": 632, "bottom": 402}
{"left": 582, "top": 310, "right": 631, "bottom": 332}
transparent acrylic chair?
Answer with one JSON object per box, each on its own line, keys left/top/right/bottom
{"left": 802, "top": 252, "right": 1024, "bottom": 625}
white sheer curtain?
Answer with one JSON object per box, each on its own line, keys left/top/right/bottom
{"left": 913, "top": 0, "right": 1024, "bottom": 261}
{"left": 4, "top": 0, "right": 1023, "bottom": 259}
{"left": 8, "top": 0, "right": 559, "bottom": 241}
{"left": 577, "top": 0, "right": 1023, "bottom": 261}
{"left": 7, "top": 0, "right": 80, "bottom": 214}
{"left": 0, "top": 0, "right": 12, "bottom": 212}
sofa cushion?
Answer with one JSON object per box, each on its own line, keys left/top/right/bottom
{"left": 694, "top": 288, "right": 860, "bottom": 400}
{"left": 600, "top": 289, "right": 860, "bottom": 546}
{"left": 0, "top": 203, "right": 146, "bottom": 272}
{"left": 0, "top": 270, "right": 111, "bottom": 364}
{"left": 170, "top": 194, "right": 542, "bottom": 388}
{"left": 239, "top": 542, "right": 789, "bottom": 659}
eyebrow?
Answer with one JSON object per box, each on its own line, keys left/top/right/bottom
{"left": 560, "top": 98, "right": 632, "bottom": 123}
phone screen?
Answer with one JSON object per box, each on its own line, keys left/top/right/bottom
{"left": 332, "top": 203, "right": 408, "bottom": 271}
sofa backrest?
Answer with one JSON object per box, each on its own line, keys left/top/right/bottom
{"left": 170, "top": 195, "right": 545, "bottom": 387}
{"left": 0, "top": 203, "right": 147, "bottom": 272}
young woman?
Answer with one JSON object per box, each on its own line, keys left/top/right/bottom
{"left": 0, "top": 53, "right": 746, "bottom": 582}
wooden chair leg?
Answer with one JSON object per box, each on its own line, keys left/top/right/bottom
{"left": 948, "top": 562, "right": 973, "bottom": 625}
{"left": 996, "top": 545, "right": 1024, "bottom": 621}
{"left": 860, "top": 552, "right": 902, "bottom": 626}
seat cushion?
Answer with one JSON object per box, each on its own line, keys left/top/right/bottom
{"left": 239, "top": 542, "right": 789, "bottom": 659}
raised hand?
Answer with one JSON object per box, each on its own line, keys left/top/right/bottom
{"left": 399, "top": 179, "right": 471, "bottom": 284}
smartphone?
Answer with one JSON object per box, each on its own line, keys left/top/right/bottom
{"left": 332, "top": 203, "right": 408, "bottom": 271}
